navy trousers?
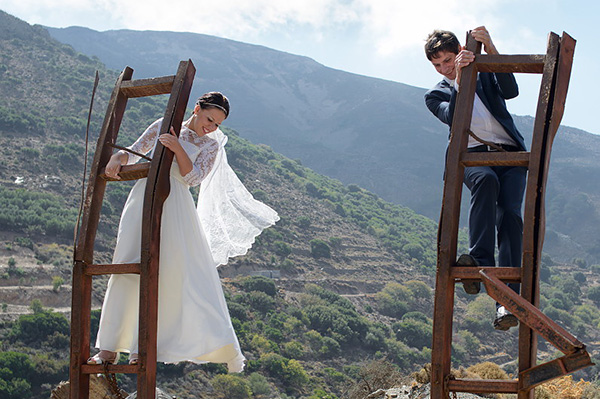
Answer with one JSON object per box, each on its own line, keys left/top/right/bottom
{"left": 463, "top": 163, "right": 527, "bottom": 298}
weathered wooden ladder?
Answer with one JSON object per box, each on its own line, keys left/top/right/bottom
{"left": 430, "top": 31, "right": 594, "bottom": 399}
{"left": 70, "top": 60, "right": 195, "bottom": 399}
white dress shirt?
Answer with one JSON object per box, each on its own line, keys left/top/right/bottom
{"left": 446, "top": 77, "right": 517, "bottom": 148}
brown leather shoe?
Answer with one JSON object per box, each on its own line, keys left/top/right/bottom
{"left": 493, "top": 306, "right": 519, "bottom": 331}
{"left": 456, "top": 254, "right": 481, "bottom": 295}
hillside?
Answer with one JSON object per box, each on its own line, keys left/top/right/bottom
{"left": 44, "top": 24, "right": 600, "bottom": 266}
{"left": 0, "top": 10, "right": 599, "bottom": 399}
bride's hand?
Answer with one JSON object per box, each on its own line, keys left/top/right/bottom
{"left": 105, "top": 154, "right": 123, "bottom": 179}
{"left": 158, "top": 127, "right": 184, "bottom": 154}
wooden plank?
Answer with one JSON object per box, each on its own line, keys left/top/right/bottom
{"left": 461, "top": 151, "right": 530, "bottom": 167}
{"left": 81, "top": 364, "right": 139, "bottom": 375}
{"left": 69, "top": 263, "right": 92, "bottom": 399}
{"left": 481, "top": 269, "right": 584, "bottom": 354}
{"left": 475, "top": 54, "right": 545, "bottom": 73}
{"left": 74, "top": 66, "right": 133, "bottom": 263}
{"left": 545, "top": 33, "right": 576, "bottom": 137}
{"left": 119, "top": 76, "right": 175, "bottom": 97}
{"left": 450, "top": 266, "right": 521, "bottom": 282}
{"left": 71, "top": 66, "right": 133, "bottom": 399}
{"left": 448, "top": 379, "right": 519, "bottom": 394}
{"left": 519, "top": 350, "right": 593, "bottom": 390}
{"left": 137, "top": 60, "right": 196, "bottom": 398}
{"left": 518, "top": 33, "right": 561, "bottom": 399}
{"left": 84, "top": 263, "right": 141, "bottom": 275}
{"left": 100, "top": 163, "right": 150, "bottom": 181}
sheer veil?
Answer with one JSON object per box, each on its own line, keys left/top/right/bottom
{"left": 197, "top": 128, "right": 279, "bottom": 267}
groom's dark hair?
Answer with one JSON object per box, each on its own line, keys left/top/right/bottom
{"left": 425, "top": 30, "right": 460, "bottom": 60}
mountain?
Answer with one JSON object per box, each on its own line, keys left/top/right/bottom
{"left": 45, "top": 25, "right": 600, "bottom": 265}
{"left": 1, "top": 10, "right": 599, "bottom": 398}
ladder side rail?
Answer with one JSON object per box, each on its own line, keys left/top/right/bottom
{"left": 517, "top": 33, "right": 561, "bottom": 399}
{"left": 137, "top": 60, "right": 196, "bottom": 398}
{"left": 70, "top": 66, "right": 134, "bottom": 399}
{"left": 518, "top": 34, "right": 576, "bottom": 398}
{"left": 430, "top": 33, "right": 481, "bottom": 399}
{"left": 74, "top": 66, "right": 134, "bottom": 262}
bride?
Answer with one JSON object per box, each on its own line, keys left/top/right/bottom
{"left": 87, "top": 92, "right": 278, "bottom": 372}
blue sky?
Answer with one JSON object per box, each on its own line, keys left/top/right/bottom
{"left": 1, "top": 0, "right": 596, "bottom": 134}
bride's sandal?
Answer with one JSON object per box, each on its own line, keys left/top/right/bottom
{"left": 128, "top": 353, "right": 139, "bottom": 365}
{"left": 87, "top": 350, "right": 119, "bottom": 365}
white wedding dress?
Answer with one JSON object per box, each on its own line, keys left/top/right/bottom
{"left": 95, "top": 118, "right": 278, "bottom": 372}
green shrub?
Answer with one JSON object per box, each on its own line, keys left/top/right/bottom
{"left": 283, "top": 341, "right": 305, "bottom": 359}
{"left": 403, "top": 243, "right": 424, "bottom": 260}
{"left": 0, "top": 351, "right": 35, "bottom": 399}
{"left": 241, "top": 276, "right": 277, "bottom": 296}
{"left": 364, "top": 325, "right": 388, "bottom": 351}
{"left": 247, "top": 291, "right": 276, "bottom": 313}
{"left": 393, "top": 318, "right": 432, "bottom": 349}
{"left": 285, "top": 359, "right": 310, "bottom": 387}
{"left": 212, "top": 374, "right": 252, "bottom": 399}
{"left": 401, "top": 311, "right": 429, "bottom": 323}
{"left": 375, "top": 282, "right": 410, "bottom": 318}
{"left": 305, "top": 182, "right": 322, "bottom": 198}
{"left": 250, "top": 335, "right": 278, "bottom": 355}
{"left": 260, "top": 353, "right": 288, "bottom": 377}
{"left": 52, "top": 276, "right": 64, "bottom": 292}
{"left": 248, "top": 372, "right": 272, "bottom": 397}
{"left": 310, "top": 239, "right": 331, "bottom": 258}
{"left": 227, "top": 302, "right": 248, "bottom": 321}
{"left": 13, "top": 236, "right": 33, "bottom": 250}
{"left": 10, "top": 307, "right": 69, "bottom": 344}
{"left": 319, "top": 336, "right": 341, "bottom": 358}
{"left": 274, "top": 241, "right": 292, "bottom": 257}
{"left": 587, "top": 285, "right": 600, "bottom": 304}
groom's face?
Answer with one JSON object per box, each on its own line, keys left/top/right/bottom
{"left": 430, "top": 50, "right": 457, "bottom": 81}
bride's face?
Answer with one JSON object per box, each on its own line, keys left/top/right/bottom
{"left": 190, "top": 105, "right": 226, "bottom": 136}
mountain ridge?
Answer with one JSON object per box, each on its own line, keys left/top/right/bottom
{"left": 44, "top": 24, "right": 600, "bottom": 265}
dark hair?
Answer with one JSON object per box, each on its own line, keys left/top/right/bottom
{"left": 196, "top": 91, "right": 230, "bottom": 119}
{"left": 424, "top": 30, "right": 460, "bottom": 60}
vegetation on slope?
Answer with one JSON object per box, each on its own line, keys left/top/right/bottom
{"left": 0, "top": 9, "right": 599, "bottom": 398}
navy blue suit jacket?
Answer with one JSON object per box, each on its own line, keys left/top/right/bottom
{"left": 424, "top": 72, "right": 527, "bottom": 151}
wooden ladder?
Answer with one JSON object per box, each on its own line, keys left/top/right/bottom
{"left": 430, "top": 31, "right": 594, "bottom": 399}
{"left": 69, "top": 60, "right": 196, "bottom": 399}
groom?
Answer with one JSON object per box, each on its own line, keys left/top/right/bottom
{"left": 423, "top": 27, "right": 527, "bottom": 331}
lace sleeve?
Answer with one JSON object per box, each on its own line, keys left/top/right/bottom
{"left": 126, "top": 118, "right": 162, "bottom": 164}
{"left": 181, "top": 138, "right": 219, "bottom": 187}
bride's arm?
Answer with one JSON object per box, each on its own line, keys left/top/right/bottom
{"left": 105, "top": 119, "right": 162, "bottom": 179}
{"left": 158, "top": 127, "right": 193, "bottom": 176}
{"left": 179, "top": 138, "right": 219, "bottom": 187}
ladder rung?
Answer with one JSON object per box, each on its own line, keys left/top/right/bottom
{"left": 101, "top": 163, "right": 150, "bottom": 181}
{"left": 461, "top": 151, "right": 530, "bottom": 167}
{"left": 119, "top": 76, "right": 175, "bottom": 98}
{"left": 448, "top": 379, "right": 518, "bottom": 394}
{"left": 85, "top": 263, "right": 141, "bottom": 275}
{"left": 476, "top": 54, "right": 545, "bottom": 74}
{"left": 451, "top": 266, "right": 521, "bottom": 282}
{"left": 81, "top": 364, "right": 139, "bottom": 375}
